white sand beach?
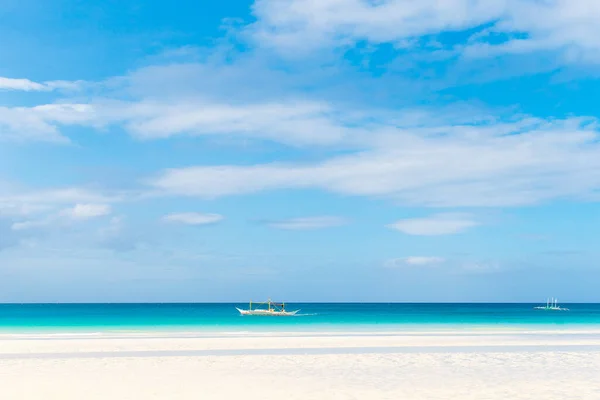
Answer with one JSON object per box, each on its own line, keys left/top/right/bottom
{"left": 2, "top": 330, "right": 600, "bottom": 400}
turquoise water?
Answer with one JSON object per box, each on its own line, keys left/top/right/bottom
{"left": 1, "top": 303, "right": 600, "bottom": 333}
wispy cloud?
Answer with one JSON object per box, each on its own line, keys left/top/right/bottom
{"left": 10, "top": 219, "right": 50, "bottom": 231}
{"left": 60, "top": 204, "right": 111, "bottom": 220}
{"left": 8, "top": 80, "right": 595, "bottom": 211}
{"left": 162, "top": 212, "right": 224, "bottom": 225}
{"left": 120, "top": 100, "right": 350, "bottom": 146}
{"left": 5, "top": 71, "right": 600, "bottom": 209}
{"left": 0, "top": 77, "right": 83, "bottom": 92}
{"left": 2, "top": 185, "right": 121, "bottom": 234}
{"left": 0, "top": 99, "right": 355, "bottom": 146}
{"left": 1, "top": 1, "right": 599, "bottom": 257}
{"left": 1, "top": 187, "right": 123, "bottom": 215}
{"left": 11, "top": 203, "right": 112, "bottom": 231}
{"left": 249, "top": 0, "right": 600, "bottom": 65}
{"left": 263, "top": 216, "right": 347, "bottom": 230}
{"left": 404, "top": 256, "right": 445, "bottom": 265}
{"left": 387, "top": 213, "right": 478, "bottom": 236}
{"left": 148, "top": 113, "right": 600, "bottom": 208}
{"left": 0, "top": 106, "right": 69, "bottom": 143}
{"left": 249, "top": 0, "right": 503, "bottom": 54}
{"left": 0, "top": 77, "right": 48, "bottom": 91}
{"left": 0, "top": 103, "right": 96, "bottom": 143}
{"left": 385, "top": 256, "right": 446, "bottom": 268}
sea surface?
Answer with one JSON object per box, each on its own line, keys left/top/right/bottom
{"left": 1, "top": 303, "right": 600, "bottom": 334}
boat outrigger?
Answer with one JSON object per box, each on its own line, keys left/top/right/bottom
{"left": 534, "top": 298, "right": 569, "bottom": 311}
{"left": 236, "top": 299, "right": 299, "bottom": 316}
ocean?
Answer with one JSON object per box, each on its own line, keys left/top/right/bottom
{"left": 0, "top": 303, "right": 600, "bottom": 333}
{"left": 1, "top": 303, "right": 600, "bottom": 333}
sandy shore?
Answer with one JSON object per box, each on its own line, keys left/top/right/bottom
{"left": 2, "top": 330, "right": 600, "bottom": 399}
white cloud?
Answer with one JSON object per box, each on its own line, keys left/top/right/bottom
{"left": 465, "top": 0, "right": 600, "bottom": 63}
{"left": 250, "top": 0, "right": 504, "bottom": 54}
{"left": 0, "top": 77, "right": 47, "bottom": 91}
{"left": 0, "top": 103, "right": 97, "bottom": 143}
{"left": 6, "top": 70, "right": 600, "bottom": 211}
{"left": 11, "top": 204, "right": 111, "bottom": 231}
{"left": 2, "top": 7, "right": 600, "bottom": 212}
{"left": 163, "top": 212, "right": 224, "bottom": 225}
{"left": 385, "top": 256, "right": 445, "bottom": 268}
{"left": 60, "top": 204, "right": 112, "bottom": 220}
{"left": 388, "top": 213, "right": 478, "bottom": 235}
{"left": 0, "top": 77, "right": 83, "bottom": 92}
{"left": 1, "top": 187, "right": 122, "bottom": 211}
{"left": 264, "top": 216, "right": 347, "bottom": 230}
{"left": 404, "top": 256, "right": 445, "bottom": 265}
{"left": 120, "top": 100, "right": 350, "bottom": 146}
{"left": 10, "top": 220, "right": 47, "bottom": 231}
{"left": 0, "top": 99, "right": 354, "bottom": 146}
{"left": 0, "top": 106, "right": 69, "bottom": 143}
{"left": 4, "top": 2, "right": 600, "bottom": 145}
{"left": 148, "top": 114, "right": 600, "bottom": 208}
{"left": 2, "top": 187, "right": 121, "bottom": 232}
{"left": 0, "top": 202, "right": 50, "bottom": 217}
{"left": 250, "top": 0, "right": 600, "bottom": 65}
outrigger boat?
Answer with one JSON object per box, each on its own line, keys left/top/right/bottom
{"left": 534, "top": 298, "right": 569, "bottom": 311}
{"left": 236, "top": 299, "right": 299, "bottom": 316}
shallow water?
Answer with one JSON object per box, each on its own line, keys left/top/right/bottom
{"left": 2, "top": 303, "right": 600, "bottom": 333}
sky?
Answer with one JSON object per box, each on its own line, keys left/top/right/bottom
{"left": 1, "top": 0, "right": 600, "bottom": 303}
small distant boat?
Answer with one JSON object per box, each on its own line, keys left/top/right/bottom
{"left": 534, "top": 298, "right": 569, "bottom": 311}
{"left": 236, "top": 299, "right": 299, "bottom": 316}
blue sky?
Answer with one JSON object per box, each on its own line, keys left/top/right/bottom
{"left": 1, "top": 0, "right": 600, "bottom": 302}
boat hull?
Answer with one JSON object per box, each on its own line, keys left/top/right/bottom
{"left": 236, "top": 307, "right": 299, "bottom": 316}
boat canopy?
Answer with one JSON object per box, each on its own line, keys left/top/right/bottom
{"left": 249, "top": 299, "right": 286, "bottom": 310}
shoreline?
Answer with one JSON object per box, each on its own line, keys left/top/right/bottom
{"left": 3, "top": 323, "right": 600, "bottom": 338}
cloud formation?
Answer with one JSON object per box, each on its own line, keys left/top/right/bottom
{"left": 0, "top": 77, "right": 82, "bottom": 92}
{"left": 0, "top": 77, "right": 48, "bottom": 91}
{"left": 60, "top": 204, "right": 112, "bottom": 220}
{"left": 0, "top": 187, "right": 122, "bottom": 217}
{"left": 11, "top": 203, "right": 112, "bottom": 231}
{"left": 404, "top": 256, "right": 445, "bottom": 265}
{"left": 0, "top": 99, "right": 358, "bottom": 146}
{"left": 387, "top": 213, "right": 478, "bottom": 235}
{"left": 250, "top": 0, "right": 600, "bottom": 64}
{"left": 4, "top": 67, "right": 600, "bottom": 211}
{"left": 264, "top": 216, "right": 347, "bottom": 230}
{"left": 2, "top": 1, "right": 600, "bottom": 245}
{"left": 149, "top": 114, "right": 600, "bottom": 208}
{"left": 384, "top": 256, "right": 445, "bottom": 268}
{"left": 162, "top": 212, "right": 224, "bottom": 225}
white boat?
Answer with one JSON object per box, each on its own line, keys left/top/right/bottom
{"left": 236, "top": 300, "right": 299, "bottom": 316}
{"left": 534, "top": 297, "right": 569, "bottom": 311}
